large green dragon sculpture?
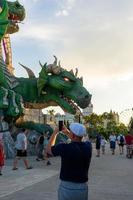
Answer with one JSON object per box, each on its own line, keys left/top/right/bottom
{"left": 0, "top": 0, "right": 91, "bottom": 126}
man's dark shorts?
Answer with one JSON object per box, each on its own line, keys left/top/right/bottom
{"left": 119, "top": 143, "right": 124, "bottom": 147}
{"left": 16, "top": 150, "right": 27, "bottom": 157}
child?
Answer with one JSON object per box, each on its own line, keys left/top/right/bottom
{"left": 0, "top": 136, "right": 5, "bottom": 175}
{"left": 101, "top": 136, "right": 106, "bottom": 154}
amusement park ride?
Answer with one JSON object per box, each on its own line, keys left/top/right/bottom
{"left": 119, "top": 108, "right": 133, "bottom": 125}
{"left": 2, "top": 34, "right": 14, "bottom": 74}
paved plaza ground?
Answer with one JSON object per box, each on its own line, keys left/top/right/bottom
{"left": 0, "top": 144, "right": 133, "bottom": 200}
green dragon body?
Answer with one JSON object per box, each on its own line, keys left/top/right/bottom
{"left": 0, "top": 0, "right": 91, "bottom": 126}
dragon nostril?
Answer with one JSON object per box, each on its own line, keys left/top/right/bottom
{"left": 85, "top": 95, "right": 89, "bottom": 99}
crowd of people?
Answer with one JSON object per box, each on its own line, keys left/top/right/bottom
{"left": 95, "top": 131, "right": 133, "bottom": 158}
{"left": 0, "top": 126, "right": 52, "bottom": 175}
{"left": 36, "top": 134, "right": 51, "bottom": 165}
{"left": 0, "top": 117, "right": 133, "bottom": 200}
{"left": 0, "top": 122, "right": 92, "bottom": 200}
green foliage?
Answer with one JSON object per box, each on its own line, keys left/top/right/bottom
{"left": 47, "top": 109, "right": 55, "bottom": 121}
{"left": 84, "top": 111, "right": 128, "bottom": 139}
{"left": 84, "top": 113, "right": 103, "bottom": 127}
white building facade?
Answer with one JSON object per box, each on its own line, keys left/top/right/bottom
{"left": 82, "top": 102, "right": 93, "bottom": 116}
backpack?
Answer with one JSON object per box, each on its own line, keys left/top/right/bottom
{"left": 120, "top": 135, "right": 124, "bottom": 143}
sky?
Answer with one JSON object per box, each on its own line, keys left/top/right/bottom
{"left": 8, "top": 0, "right": 133, "bottom": 123}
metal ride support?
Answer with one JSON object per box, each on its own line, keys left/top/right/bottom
{"left": 2, "top": 34, "right": 14, "bottom": 75}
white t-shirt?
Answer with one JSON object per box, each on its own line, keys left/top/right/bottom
{"left": 101, "top": 139, "right": 106, "bottom": 146}
{"left": 109, "top": 135, "right": 116, "bottom": 142}
{"left": 15, "top": 133, "right": 27, "bottom": 150}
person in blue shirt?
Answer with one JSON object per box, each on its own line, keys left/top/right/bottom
{"left": 95, "top": 133, "right": 101, "bottom": 157}
{"left": 46, "top": 123, "right": 92, "bottom": 200}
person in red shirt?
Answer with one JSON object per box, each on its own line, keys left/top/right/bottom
{"left": 0, "top": 137, "right": 5, "bottom": 175}
{"left": 125, "top": 131, "right": 133, "bottom": 158}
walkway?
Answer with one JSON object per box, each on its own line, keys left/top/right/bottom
{"left": 0, "top": 145, "right": 133, "bottom": 200}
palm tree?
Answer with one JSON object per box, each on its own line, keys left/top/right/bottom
{"left": 47, "top": 109, "right": 55, "bottom": 121}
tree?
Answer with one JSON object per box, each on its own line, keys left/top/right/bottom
{"left": 84, "top": 111, "right": 128, "bottom": 139}
{"left": 47, "top": 109, "right": 55, "bottom": 121}
{"left": 84, "top": 113, "right": 104, "bottom": 138}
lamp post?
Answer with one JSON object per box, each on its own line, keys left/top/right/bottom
{"left": 39, "top": 109, "right": 41, "bottom": 123}
{"left": 78, "top": 114, "right": 81, "bottom": 123}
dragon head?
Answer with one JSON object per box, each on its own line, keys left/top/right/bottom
{"left": 0, "top": 0, "right": 25, "bottom": 40}
{"left": 37, "top": 56, "right": 91, "bottom": 114}
{"left": 7, "top": 0, "right": 25, "bottom": 34}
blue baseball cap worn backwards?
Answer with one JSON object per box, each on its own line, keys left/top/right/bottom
{"left": 69, "top": 123, "right": 86, "bottom": 137}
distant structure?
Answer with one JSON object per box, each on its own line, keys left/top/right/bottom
{"left": 82, "top": 102, "right": 93, "bottom": 116}
{"left": 64, "top": 112, "right": 75, "bottom": 124}
{"left": 112, "top": 111, "right": 119, "bottom": 124}
{"left": 103, "top": 110, "right": 119, "bottom": 128}
{"left": 24, "top": 109, "right": 44, "bottom": 123}
{"left": 55, "top": 112, "right": 75, "bottom": 125}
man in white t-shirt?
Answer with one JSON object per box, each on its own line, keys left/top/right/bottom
{"left": 109, "top": 133, "right": 117, "bottom": 155}
{"left": 12, "top": 129, "right": 32, "bottom": 170}
{"left": 117, "top": 134, "right": 125, "bottom": 155}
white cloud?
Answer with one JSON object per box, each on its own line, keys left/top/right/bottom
{"left": 18, "top": 23, "right": 60, "bottom": 41}
{"left": 19, "top": 0, "right": 40, "bottom": 3}
{"left": 55, "top": 0, "right": 77, "bottom": 17}
{"left": 56, "top": 10, "right": 69, "bottom": 17}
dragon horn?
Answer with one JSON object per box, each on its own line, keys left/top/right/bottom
{"left": 75, "top": 68, "right": 78, "bottom": 77}
{"left": 70, "top": 69, "right": 74, "bottom": 75}
{"left": 39, "top": 61, "right": 43, "bottom": 68}
{"left": 53, "top": 55, "right": 57, "bottom": 66}
{"left": 58, "top": 61, "right": 61, "bottom": 68}
{"left": 39, "top": 61, "right": 47, "bottom": 68}
{"left": 79, "top": 76, "right": 83, "bottom": 84}
{"left": 19, "top": 63, "right": 36, "bottom": 78}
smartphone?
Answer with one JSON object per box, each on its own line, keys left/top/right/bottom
{"left": 59, "top": 120, "right": 63, "bottom": 131}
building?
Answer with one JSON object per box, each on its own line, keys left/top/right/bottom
{"left": 102, "top": 110, "right": 120, "bottom": 129}
{"left": 82, "top": 102, "right": 93, "bottom": 116}
{"left": 24, "top": 109, "right": 44, "bottom": 123}
{"left": 54, "top": 112, "right": 75, "bottom": 125}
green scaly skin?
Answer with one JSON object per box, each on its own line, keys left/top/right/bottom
{"left": 0, "top": 0, "right": 25, "bottom": 116}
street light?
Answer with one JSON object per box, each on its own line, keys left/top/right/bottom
{"left": 78, "top": 114, "right": 81, "bottom": 123}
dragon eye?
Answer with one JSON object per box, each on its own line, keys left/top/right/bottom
{"left": 64, "top": 77, "right": 70, "bottom": 82}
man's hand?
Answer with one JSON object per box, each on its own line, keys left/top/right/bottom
{"left": 62, "top": 125, "right": 69, "bottom": 134}
{"left": 62, "top": 126, "right": 73, "bottom": 139}
{"left": 53, "top": 127, "right": 59, "bottom": 135}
